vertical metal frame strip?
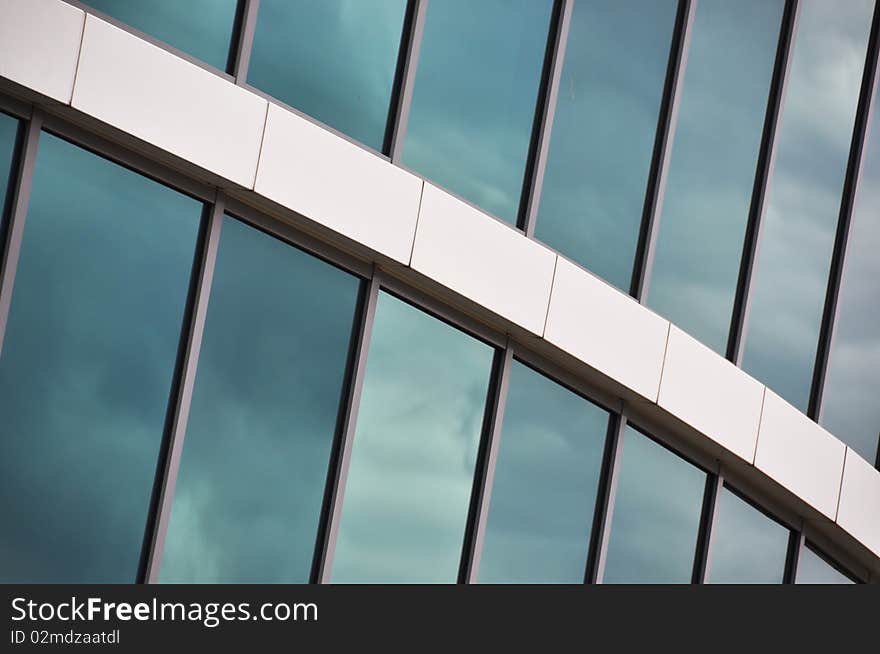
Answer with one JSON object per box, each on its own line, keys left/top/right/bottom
{"left": 517, "top": 0, "right": 573, "bottom": 237}
{"left": 586, "top": 410, "right": 627, "bottom": 584}
{"left": 808, "top": 0, "right": 880, "bottom": 423}
{"left": 314, "top": 273, "right": 381, "bottom": 584}
{"left": 384, "top": 0, "right": 429, "bottom": 161}
{"left": 141, "top": 194, "right": 225, "bottom": 583}
{"left": 0, "top": 110, "right": 42, "bottom": 357}
{"left": 629, "top": 0, "right": 697, "bottom": 301}
{"left": 784, "top": 528, "right": 805, "bottom": 584}
{"left": 726, "top": 0, "right": 800, "bottom": 365}
{"left": 691, "top": 470, "right": 723, "bottom": 584}
{"left": 460, "top": 344, "right": 513, "bottom": 584}
{"left": 231, "top": 0, "right": 261, "bottom": 83}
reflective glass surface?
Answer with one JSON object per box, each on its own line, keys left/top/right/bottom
{"left": 248, "top": 0, "right": 408, "bottom": 152}
{"left": 478, "top": 361, "right": 609, "bottom": 583}
{"left": 83, "top": 0, "right": 239, "bottom": 72}
{"left": 604, "top": 427, "right": 706, "bottom": 583}
{"left": 707, "top": 487, "right": 789, "bottom": 584}
{"left": 332, "top": 292, "right": 495, "bottom": 583}
{"left": 0, "top": 112, "right": 18, "bottom": 228}
{"left": 160, "top": 216, "right": 361, "bottom": 583}
{"left": 401, "top": 0, "right": 553, "bottom": 224}
{"left": 743, "top": 0, "right": 873, "bottom": 410}
{"left": 796, "top": 544, "right": 856, "bottom": 584}
{"left": 647, "top": 0, "right": 784, "bottom": 353}
{"left": 821, "top": 73, "right": 880, "bottom": 463}
{"left": 534, "top": 0, "right": 678, "bottom": 290}
{"left": 0, "top": 133, "right": 201, "bottom": 582}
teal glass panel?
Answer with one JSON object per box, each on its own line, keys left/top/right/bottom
{"left": 331, "top": 292, "right": 495, "bottom": 583}
{"left": 248, "top": 0, "right": 408, "bottom": 151}
{"left": 160, "top": 216, "right": 361, "bottom": 583}
{"left": 0, "top": 132, "right": 201, "bottom": 582}
{"left": 478, "top": 361, "right": 609, "bottom": 583}
{"left": 401, "top": 0, "right": 553, "bottom": 224}
{"left": 796, "top": 545, "right": 856, "bottom": 584}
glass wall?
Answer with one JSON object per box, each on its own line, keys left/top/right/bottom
{"left": 647, "top": 0, "right": 785, "bottom": 353}
{"left": 0, "top": 132, "right": 201, "bottom": 582}
{"left": 0, "top": 112, "right": 19, "bottom": 228}
{"left": 533, "top": 0, "right": 678, "bottom": 291}
{"left": 742, "top": 0, "right": 874, "bottom": 410}
{"left": 821, "top": 72, "right": 880, "bottom": 464}
{"left": 248, "top": 0, "right": 408, "bottom": 152}
{"left": 159, "top": 216, "right": 361, "bottom": 583}
{"left": 478, "top": 361, "right": 609, "bottom": 583}
{"left": 707, "top": 486, "right": 789, "bottom": 584}
{"left": 603, "top": 427, "right": 706, "bottom": 583}
{"left": 401, "top": 0, "right": 553, "bottom": 225}
{"left": 796, "top": 544, "right": 856, "bottom": 584}
{"left": 331, "top": 292, "right": 495, "bottom": 582}
{"left": 82, "top": 0, "right": 239, "bottom": 72}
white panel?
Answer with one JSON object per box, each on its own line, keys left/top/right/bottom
{"left": 754, "top": 390, "right": 846, "bottom": 519}
{"left": 658, "top": 326, "right": 764, "bottom": 462}
{"left": 0, "top": 0, "right": 84, "bottom": 103}
{"left": 544, "top": 257, "right": 669, "bottom": 400}
{"left": 71, "top": 16, "right": 266, "bottom": 187}
{"left": 836, "top": 448, "right": 880, "bottom": 557}
{"left": 410, "top": 184, "right": 557, "bottom": 334}
{"left": 255, "top": 103, "right": 422, "bottom": 265}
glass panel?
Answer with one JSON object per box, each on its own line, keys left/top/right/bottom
{"left": 401, "top": 0, "right": 553, "bottom": 224}
{"left": 478, "top": 361, "right": 609, "bottom": 583}
{"left": 742, "top": 0, "right": 873, "bottom": 410}
{"left": 603, "top": 427, "right": 706, "bottom": 583}
{"left": 0, "top": 112, "right": 18, "bottom": 228}
{"left": 82, "top": 0, "right": 239, "bottom": 71}
{"left": 159, "top": 216, "right": 361, "bottom": 583}
{"left": 0, "top": 133, "right": 201, "bottom": 582}
{"left": 331, "top": 292, "right": 495, "bottom": 583}
{"left": 534, "top": 0, "right": 678, "bottom": 291}
{"left": 707, "top": 487, "right": 789, "bottom": 584}
{"left": 248, "top": 0, "right": 408, "bottom": 152}
{"left": 647, "top": 0, "right": 785, "bottom": 353}
{"left": 820, "top": 72, "right": 880, "bottom": 462}
{"left": 796, "top": 544, "right": 856, "bottom": 584}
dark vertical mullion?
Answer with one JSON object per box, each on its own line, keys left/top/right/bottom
{"left": 384, "top": 0, "right": 429, "bottom": 161}
{"left": 726, "top": 0, "right": 800, "bottom": 365}
{"left": 691, "top": 470, "right": 723, "bottom": 584}
{"left": 783, "top": 528, "right": 805, "bottom": 584}
{"left": 629, "top": 0, "right": 696, "bottom": 301}
{"left": 585, "top": 410, "right": 626, "bottom": 584}
{"left": 314, "top": 273, "right": 381, "bottom": 584}
{"left": 808, "top": 0, "right": 880, "bottom": 422}
{"left": 459, "top": 344, "right": 513, "bottom": 584}
{"left": 140, "top": 194, "right": 225, "bottom": 584}
{"left": 230, "top": 0, "right": 261, "bottom": 83}
{"left": 0, "top": 109, "right": 42, "bottom": 357}
{"left": 517, "top": 0, "right": 572, "bottom": 237}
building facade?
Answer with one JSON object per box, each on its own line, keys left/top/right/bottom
{"left": 0, "top": 0, "right": 878, "bottom": 584}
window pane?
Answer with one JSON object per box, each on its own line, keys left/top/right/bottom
{"left": 796, "top": 544, "right": 856, "bottom": 584}
{"left": 331, "top": 292, "right": 495, "bottom": 582}
{"left": 603, "top": 427, "right": 706, "bottom": 583}
{"left": 820, "top": 71, "right": 880, "bottom": 462}
{"left": 82, "top": 0, "right": 238, "bottom": 71}
{"left": 742, "top": 0, "right": 873, "bottom": 410}
{"left": 159, "top": 216, "right": 361, "bottom": 583}
{"left": 248, "top": 0, "right": 408, "bottom": 152}
{"left": 534, "top": 0, "right": 678, "bottom": 291}
{"left": 647, "top": 0, "right": 785, "bottom": 353}
{"left": 707, "top": 487, "right": 789, "bottom": 584}
{"left": 478, "top": 361, "right": 609, "bottom": 583}
{"left": 0, "top": 112, "right": 18, "bottom": 228}
{"left": 0, "top": 133, "right": 201, "bottom": 582}
{"left": 401, "top": 0, "right": 553, "bottom": 224}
